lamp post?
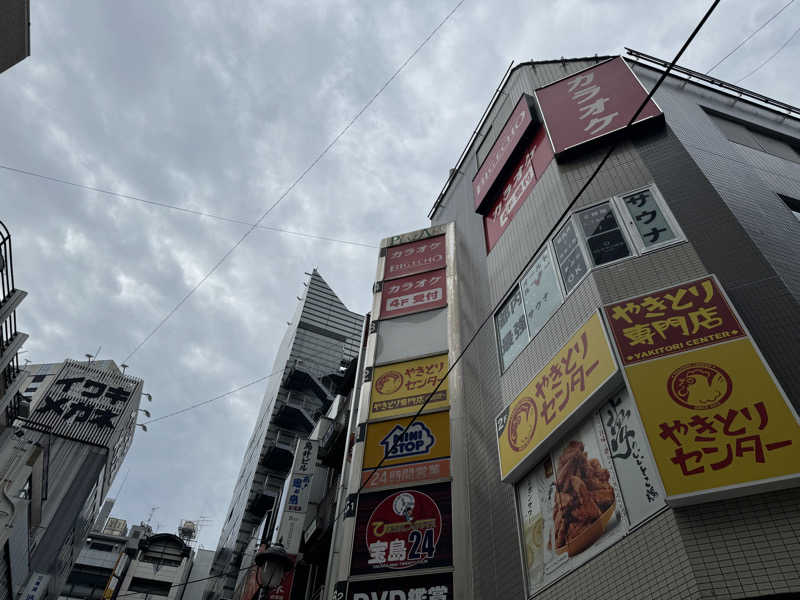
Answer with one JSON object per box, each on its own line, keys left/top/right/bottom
{"left": 255, "top": 541, "right": 294, "bottom": 593}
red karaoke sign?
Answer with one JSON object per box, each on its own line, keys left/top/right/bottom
{"left": 380, "top": 269, "right": 446, "bottom": 319}
{"left": 535, "top": 57, "right": 662, "bottom": 156}
{"left": 473, "top": 94, "right": 537, "bottom": 213}
{"left": 384, "top": 235, "right": 445, "bottom": 280}
{"left": 484, "top": 126, "right": 554, "bottom": 251}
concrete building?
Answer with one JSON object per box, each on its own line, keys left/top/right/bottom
{"left": 324, "top": 51, "right": 800, "bottom": 600}
{"left": 0, "top": 0, "right": 30, "bottom": 74}
{"left": 207, "top": 270, "right": 363, "bottom": 600}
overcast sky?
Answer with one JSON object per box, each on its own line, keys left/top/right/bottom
{"left": 1, "top": 0, "right": 798, "bottom": 549}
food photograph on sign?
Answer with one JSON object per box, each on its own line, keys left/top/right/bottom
{"left": 516, "top": 412, "right": 626, "bottom": 595}
{"left": 350, "top": 482, "right": 452, "bottom": 575}
{"left": 362, "top": 410, "right": 450, "bottom": 490}
{"left": 370, "top": 354, "right": 449, "bottom": 420}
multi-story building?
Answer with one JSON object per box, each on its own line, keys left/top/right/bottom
{"left": 324, "top": 51, "right": 800, "bottom": 600}
{"left": 207, "top": 270, "right": 363, "bottom": 600}
{"left": 0, "top": 220, "right": 29, "bottom": 423}
{"left": 0, "top": 0, "right": 30, "bottom": 74}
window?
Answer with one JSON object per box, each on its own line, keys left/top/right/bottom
{"left": 778, "top": 193, "right": 800, "bottom": 221}
{"left": 128, "top": 579, "right": 172, "bottom": 597}
{"left": 495, "top": 287, "right": 529, "bottom": 370}
{"left": 552, "top": 221, "right": 588, "bottom": 293}
{"left": 576, "top": 202, "right": 631, "bottom": 266}
{"left": 494, "top": 183, "right": 684, "bottom": 372}
{"left": 709, "top": 112, "right": 800, "bottom": 163}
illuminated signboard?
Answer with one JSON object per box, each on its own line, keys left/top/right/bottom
{"left": 384, "top": 235, "right": 446, "bottom": 280}
{"left": 495, "top": 312, "right": 619, "bottom": 481}
{"left": 380, "top": 269, "right": 447, "bottom": 319}
{"left": 370, "top": 354, "right": 449, "bottom": 420}
{"left": 535, "top": 57, "right": 662, "bottom": 156}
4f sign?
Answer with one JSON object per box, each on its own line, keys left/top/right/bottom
{"left": 381, "top": 422, "right": 435, "bottom": 460}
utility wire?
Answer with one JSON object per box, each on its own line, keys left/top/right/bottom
{"left": 121, "top": 0, "right": 465, "bottom": 365}
{"left": 0, "top": 163, "right": 376, "bottom": 249}
{"left": 358, "top": 0, "right": 722, "bottom": 499}
{"left": 705, "top": 0, "right": 795, "bottom": 74}
{"left": 735, "top": 23, "right": 800, "bottom": 84}
{"left": 140, "top": 370, "right": 283, "bottom": 426}
{"left": 114, "top": 563, "right": 255, "bottom": 598}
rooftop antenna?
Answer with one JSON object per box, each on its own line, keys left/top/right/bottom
{"left": 120, "top": 364, "right": 129, "bottom": 374}
{"left": 146, "top": 506, "right": 159, "bottom": 526}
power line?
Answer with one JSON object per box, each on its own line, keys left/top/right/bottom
{"left": 140, "top": 370, "right": 283, "bottom": 426}
{"left": 705, "top": 0, "right": 795, "bottom": 74}
{"left": 121, "top": 0, "right": 465, "bottom": 365}
{"left": 0, "top": 163, "right": 377, "bottom": 249}
{"left": 735, "top": 23, "right": 800, "bottom": 84}
{"left": 115, "top": 563, "right": 255, "bottom": 598}
{"left": 358, "top": 0, "right": 722, "bottom": 501}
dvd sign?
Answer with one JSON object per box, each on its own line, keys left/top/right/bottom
{"left": 347, "top": 573, "right": 453, "bottom": 600}
{"left": 380, "top": 422, "right": 435, "bottom": 460}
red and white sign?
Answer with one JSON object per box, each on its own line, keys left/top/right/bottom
{"left": 535, "top": 57, "right": 662, "bottom": 156}
{"left": 380, "top": 269, "right": 446, "bottom": 319}
{"left": 484, "top": 126, "right": 554, "bottom": 251}
{"left": 473, "top": 94, "right": 537, "bottom": 213}
{"left": 384, "top": 235, "right": 445, "bottom": 280}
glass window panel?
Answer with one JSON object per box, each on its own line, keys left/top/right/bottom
{"left": 577, "top": 203, "right": 630, "bottom": 265}
{"left": 621, "top": 189, "right": 677, "bottom": 248}
{"left": 495, "top": 286, "right": 529, "bottom": 370}
{"left": 520, "top": 247, "right": 563, "bottom": 339}
{"left": 553, "top": 221, "right": 588, "bottom": 292}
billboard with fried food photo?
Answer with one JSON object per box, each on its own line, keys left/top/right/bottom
{"left": 516, "top": 411, "right": 627, "bottom": 594}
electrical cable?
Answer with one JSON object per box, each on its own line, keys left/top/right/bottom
{"left": 114, "top": 563, "right": 255, "bottom": 598}
{"left": 357, "top": 0, "right": 722, "bottom": 499}
{"left": 0, "top": 163, "right": 377, "bottom": 249}
{"left": 735, "top": 23, "right": 800, "bottom": 84}
{"left": 705, "top": 0, "right": 795, "bottom": 74}
{"left": 139, "top": 369, "right": 284, "bottom": 426}
{"left": 120, "top": 0, "right": 466, "bottom": 365}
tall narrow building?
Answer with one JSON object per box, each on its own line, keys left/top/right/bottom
{"left": 208, "top": 270, "right": 363, "bottom": 600}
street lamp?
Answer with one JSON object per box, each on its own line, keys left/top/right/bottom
{"left": 255, "top": 541, "right": 294, "bottom": 591}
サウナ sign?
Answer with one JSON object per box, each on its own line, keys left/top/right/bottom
{"left": 496, "top": 312, "right": 619, "bottom": 481}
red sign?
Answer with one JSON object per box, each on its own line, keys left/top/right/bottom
{"left": 266, "top": 566, "right": 296, "bottom": 600}
{"left": 603, "top": 276, "right": 745, "bottom": 366}
{"left": 240, "top": 548, "right": 296, "bottom": 600}
{"left": 473, "top": 94, "right": 536, "bottom": 213}
{"left": 483, "top": 126, "right": 554, "bottom": 251}
{"left": 380, "top": 269, "right": 446, "bottom": 319}
{"left": 384, "top": 235, "right": 445, "bottom": 280}
{"left": 361, "top": 458, "right": 451, "bottom": 490}
{"left": 350, "top": 482, "right": 452, "bottom": 575}
{"left": 535, "top": 57, "right": 662, "bottom": 156}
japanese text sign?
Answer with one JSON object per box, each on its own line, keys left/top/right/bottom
{"left": 370, "top": 354, "right": 449, "bottom": 420}
{"left": 624, "top": 338, "right": 800, "bottom": 503}
{"left": 496, "top": 313, "right": 619, "bottom": 481}
{"left": 603, "top": 276, "right": 745, "bottom": 366}
{"left": 346, "top": 572, "right": 453, "bottom": 600}
{"left": 473, "top": 94, "right": 537, "bottom": 213}
{"left": 535, "top": 57, "right": 662, "bottom": 156}
{"left": 484, "top": 126, "right": 554, "bottom": 252}
{"left": 380, "top": 269, "right": 447, "bottom": 319}
{"left": 30, "top": 360, "right": 141, "bottom": 447}
{"left": 350, "top": 482, "right": 452, "bottom": 575}
{"left": 275, "top": 439, "right": 318, "bottom": 554}
{"left": 384, "top": 236, "right": 445, "bottom": 280}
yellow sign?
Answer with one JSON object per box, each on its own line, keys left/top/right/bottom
{"left": 625, "top": 338, "right": 800, "bottom": 500}
{"left": 369, "top": 354, "right": 449, "bottom": 420}
{"left": 496, "top": 313, "right": 618, "bottom": 481}
{"left": 363, "top": 410, "right": 450, "bottom": 469}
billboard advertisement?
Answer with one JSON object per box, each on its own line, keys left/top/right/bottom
{"left": 496, "top": 313, "right": 619, "bottom": 481}
{"left": 603, "top": 275, "right": 745, "bottom": 366}
{"left": 624, "top": 338, "right": 800, "bottom": 502}
{"left": 384, "top": 236, "right": 446, "bottom": 280}
{"left": 350, "top": 482, "right": 452, "bottom": 575}
{"left": 473, "top": 94, "right": 537, "bottom": 213}
{"left": 380, "top": 269, "right": 447, "bottom": 319}
{"left": 346, "top": 572, "right": 453, "bottom": 600}
{"left": 30, "top": 360, "right": 142, "bottom": 447}
{"left": 369, "top": 354, "right": 449, "bottom": 420}
{"left": 484, "top": 126, "right": 554, "bottom": 251}
{"left": 361, "top": 410, "right": 450, "bottom": 490}
{"left": 274, "top": 439, "right": 319, "bottom": 554}
{"left": 516, "top": 412, "right": 626, "bottom": 595}
{"left": 535, "top": 56, "right": 662, "bottom": 156}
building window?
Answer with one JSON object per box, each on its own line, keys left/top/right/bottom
{"left": 708, "top": 112, "right": 800, "bottom": 163}
{"left": 494, "top": 183, "right": 684, "bottom": 372}
{"left": 778, "top": 193, "right": 800, "bottom": 221}
{"left": 495, "top": 287, "right": 529, "bottom": 371}
{"left": 128, "top": 579, "right": 173, "bottom": 597}
{"left": 553, "top": 221, "right": 588, "bottom": 294}
{"left": 576, "top": 202, "right": 631, "bottom": 266}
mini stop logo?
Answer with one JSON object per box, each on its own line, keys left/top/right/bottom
{"left": 365, "top": 490, "right": 442, "bottom": 570}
